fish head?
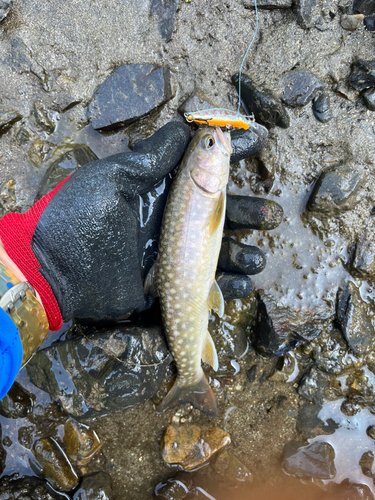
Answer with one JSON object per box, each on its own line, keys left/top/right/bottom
{"left": 187, "top": 127, "right": 232, "bottom": 195}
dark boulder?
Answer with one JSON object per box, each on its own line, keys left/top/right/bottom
{"left": 26, "top": 325, "right": 171, "bottom": 419}
{"left": 349, "top": 60, "right": 375, "bottom": 91}
{"left": 88, "top": 64, "right": 172, "bottom": 130}
{"left": 281, "top": 70, "right": 325, "bottom": 107}
{"left": 312, "top": 93, "right": 333, "bottom": 122}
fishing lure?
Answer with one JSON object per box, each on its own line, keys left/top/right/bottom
{"left": 185, "top": 0, "right": 259, "bottom": 131}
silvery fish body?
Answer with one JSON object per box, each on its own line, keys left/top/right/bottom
{"left": 154, "top": 126, "right": 232, "bottom": 416}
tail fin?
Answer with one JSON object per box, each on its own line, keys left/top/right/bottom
{"left": 157, "top": 375, "right": 218, "bottom": 416}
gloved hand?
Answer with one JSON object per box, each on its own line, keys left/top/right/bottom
{"left": 0, "top": 120, "right": 282, "bottom": 396}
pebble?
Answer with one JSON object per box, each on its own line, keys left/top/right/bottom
{"left": 293, "top": 0, "right": 317, "bottom": 28}
{"left": 211, "top": 450, "right": 252, "bottom": 483}
{"left": 312, "top": 93, "right": 332, "bottom": 122}
{"left": 0, "top": 109, "right": 22, "bottom": 135}
{"left": 364, "top": 15, "right": 375, "bottom": 29}
{"left": 162, "top": 425, "right": 231, "bottom": 470}
{"left": 10, "top": 38, "right": 49, "bottom": 91}
{"left": 366, "top": 426, "right": 375, "bottom": 440}
{"left": 32, "top": 437, "right": 79, "bottom": 491}
{"left": 336, "top": 281, "right": 374, "bottom": 355}
{"left": 281, "top": 70, "right": 325, "bottom": 107}
{"left": 18, "top": 425, "right": 35, "bottom": 450}
{"left": 353, "top": 0, "right": 375, "bottom": 14}
{"left": 36, "top": 146, "right": 98, "bottom": 200}
{"left": 230, "top": 125, "right": 268, "bottom": 163}
{"left": 26, "top": 325, "right": 171, "bottom": 419}
{"left": 72, "top": 472, "right": 113, "bottom": 500}
{"left": 349, "top": 59, "right": 375, "bottom": 91}
{"left": 341, "top": 13, "right": 365, "bottom": 28}
{"left": 282, "top": 441, "right": 336, "bottom": 479}
{"left": 218, "top": 237, "right": 266, "bottom": 275}
{"left": 0, "top": 473, "right": 65, "bottom": 500}
{"left": 298, "top": 366, "right": 332, "bottom": 405}
{"left": 351, "top": 218, "right": 375, "bottom": 280}
{"left": 0, "top": 382, "right": 34, "bottom": 419}
{"left": 88, "top": 64, "right": 172, "bottom": 130}
{"left": 63, "top": 419, "right": 102, "bottom": 466}
{"left": 296, "top": 402, "right": 339, "bottom": 438}
{"left": 215, "top": 271, "right": 253, "bottom": 300}
{"left": 231, "top": 74, "right": 290, "bottom": 129}
{"left": 363, "top": 87, "right": 375, "bottom": 110}
{"left": 154, "top": 474, "right": 194, "bottom": 499}
{"left": 306, "top": 164, "right": 362, "bottom": 216}
{"left": 151, "top": 0, "right": 179, "bottom": 42}
{"left": 0, "top": 0, "right": 12, "bottom": 23}
{"left": 340, "top": 398, "right": 362, "bottom": 416}
{"left": 226, "top": 194, "right": 283, "bottom": 230}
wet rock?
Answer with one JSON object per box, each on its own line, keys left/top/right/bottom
{"left": 178, "top": 88, "right": 216, "bottom": 117}
{"left": 364, "top": 15, "right": 375, "bottom": 29}
{"left": 0, "top": 0, "right": 12, "bottom": 22}
{"left": 298, "top": 366, "right": 333, "bottom": 404}
{"left": 353, "top": 0, "right": 375, "bottom": 14}
{"left": 351, "top": 218, "right": 375, "bottom": 280}
{"left": 0, "top": 474, "right": 66, "bottom": 500}
{"left": 162, "top": 425, "right": 231, "bottom": 470}
{"left": 359, "top": 451, "right": 375, "bottom": 478}
{"left": 72, "top": 472, "right": 113, "bottom": 500}
{"left": 296, "top": 402, "right": 339, "bottom": 437}
{"left": 311, "top": 329, "right": 347, "bottom": 375}
{"left": 28, "top": 138, "right": 53, "bottom": 168}
{"left": 341, "top": 13, "right": 365, "bottom": 28}
{"left": 294, "top": 0, "right": 317, "bottom": 27}
{"left": 341, "top": 398, "right": 362, "bottom": 416}
{"left": 257, "top": 140, "right": 277, "bottom": 178}
{"left": 246, "top": 365, "right": 257, "bottom": 382}
{"left": 32, "top": 437, "right": 79, "bottom": 491}
{"left": 367, "top": 426, "right": 375, "bottom": 440}
{"left": 0, "top": 382, "right": 34, "bottom": 419}
{"left": 151, "top": 0, "right": 179, "bottom": 42}
{"left": 306, "top": 164, "right": 362, "bottom": 216}
{"left": 35, "top": 146, "right": 98, "bottom": 200}
{"left": 88, "top": 64, "right": 172, "bottom": 130}
{"left": 218, "top": 238, "right": 266, "bottom": 275}
{"left": 210, "top": 295, "right": 257, "bottom": 360}
{"left": 312, "top": 93, "right": 333, "bottom": 122}
{"left": 363, "top": 88, "right": 375, "bottom": 110}
{"left": 215, "top": 271, "right": 254, "bottom": 300}
{"left": 231, "top": 74, "right": 290, "bottom": 128}
{"left": 349, "top": 60, "right": 375, "bottom": 91}
{"left": 33, "top": 101, "right": 56, "bottom": 133}
{"left": 336, "top": 479, "right": 375, "bottom": 500}
{"left": 226, "top": 194, "right": 283, "bottom": 230}
{"left": 26, "top": 325, "right": 171, "bottom": 419}
{"left": 281, "top": 70, "right": 325, "bottom": 107}
{"left": 18, "top": 425, "right": 35, "bottom": 449}
{"left": 211, "top": 450, "right": 252, "bottom": 483}
{"left": 63, "top": 419, "right": 102, "bottom": 466}
{"left": 252, "top": 290, "right": 333, "bottom": 356}
{"left": 55, "top": 93, "right": 81, "bottom": 113}
{"left": 282, "top": 440, "right": 336, "bottom": 479}
{"left": 230, "top": 125, "right": 269, "bottom": 163}
{"left": 15, "top": 127, "right": 31, "bottom": 145}
{"left": 0, "top": 109, "right": 22, "bottom": 135}
{"left": 0, "top": 179, "right": 20, "bottom": 216}
{"left": 9, "top": 38, "right": 49, "bottom": 91}
{"left": 336, "top": 281, "right": 374, "bottom": 355}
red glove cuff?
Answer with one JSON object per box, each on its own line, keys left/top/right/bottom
{"left": 0, "top": 177, "right": 71, "bottom": 331}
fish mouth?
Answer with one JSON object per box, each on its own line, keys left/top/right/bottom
{"left": 214, "top": 127, "right": 232, "bottom": 155}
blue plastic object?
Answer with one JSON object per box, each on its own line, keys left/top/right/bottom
{"left": 0, "top": 309, "right": 23, "bottom": 399}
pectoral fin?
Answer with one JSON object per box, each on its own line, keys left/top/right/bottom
{"left": 144, "top": 262, "right": 158, "bottom": 298}
{"left": 208, "top": 280, "right": 225, "bottom": 318}
{"left": 209, "top": 191, "right": 225, "bottom": 236}
{"left": 202, "top": 331, "right": 219, "bottom": 371}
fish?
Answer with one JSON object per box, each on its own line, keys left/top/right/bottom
{"left": 184, "top": 109, "right": 255, "bottom": 131}
{"left": 146, "top": 126, "right": 232, "bottom": 416}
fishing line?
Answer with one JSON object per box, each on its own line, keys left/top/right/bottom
{"left": 236, "top": 0, "right": 259, "bottom": 115}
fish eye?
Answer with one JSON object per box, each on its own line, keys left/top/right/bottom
{"left": 202, "top": 135, "right": 215, "bottom": 149}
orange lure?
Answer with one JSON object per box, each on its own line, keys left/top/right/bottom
{"left": 184, "top": 109, "right": 255, "bottom": 130}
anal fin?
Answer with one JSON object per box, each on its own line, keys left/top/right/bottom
{"left": 202, "top": 331, "right": 219, "bottom": 371}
